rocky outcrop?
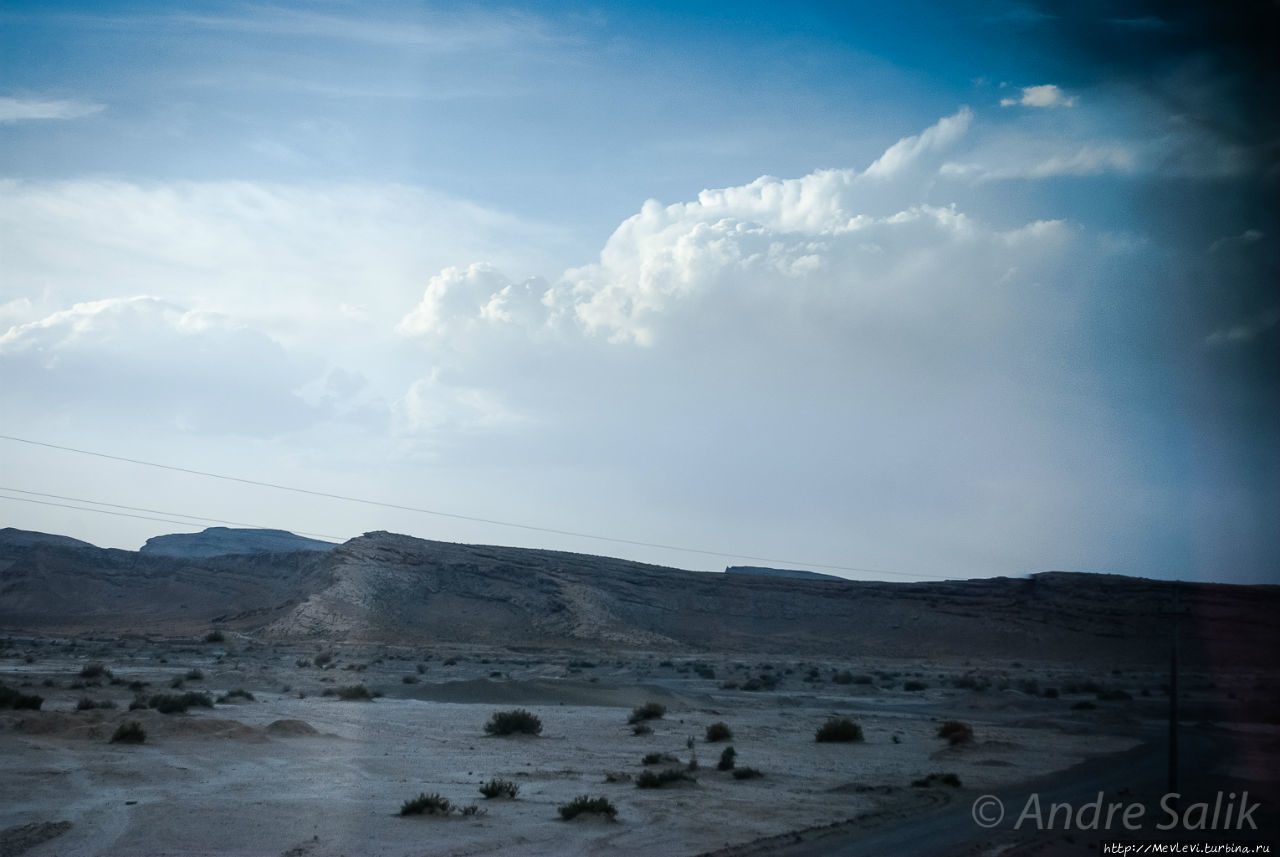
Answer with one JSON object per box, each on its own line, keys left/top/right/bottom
{"left": 140, "top": 527, "right": 337, "bottom": 558}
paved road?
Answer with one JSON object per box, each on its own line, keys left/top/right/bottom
{"left": 768, "top": 725, "right": 1278, "bottom": 857}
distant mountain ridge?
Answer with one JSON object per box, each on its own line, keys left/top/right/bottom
{"left": 2, "top": 527, "right": 1276, "bottom": 667}
{"left": 140, "top": 527, "right": 338, "bottom": 558}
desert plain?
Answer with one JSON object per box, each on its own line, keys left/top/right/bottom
{"left": 1, "top": 529, "right": 1277, "bottom": 856}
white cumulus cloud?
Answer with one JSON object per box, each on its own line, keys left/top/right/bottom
{"left": 1000, "top": 84, "right": 1077, "bottom": 108}
{"left": 0, "top": 96, "right": 105, "bottom": 122}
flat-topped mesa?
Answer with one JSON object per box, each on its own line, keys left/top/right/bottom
{"left": 140, "top": 527, "right": 337, "bottom": 558}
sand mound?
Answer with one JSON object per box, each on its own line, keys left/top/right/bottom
{"left": 266, "top": 719, "right": 320, "bottom": 737}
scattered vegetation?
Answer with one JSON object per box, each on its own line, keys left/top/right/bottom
{"left": 148, "top": 692, "right": 214, "bottom": 714}
{"left": 184, "top": 669, "right": 204, "bottom": 681}
{"left": 937, "top": 721, "right": 974, "bottom": 745}
{"left": 110, "top": 721, "right": 147, "bottom": 744}
{"left": 217, "top": 689, "right": 255, "bottom": 703}
{"left": 484, "top": 708, "right": 542, "bottom": 736}
{"left": 76, "top": 697, "right": 116, "bottom": 710}
{"left": 636, "top": 768, "right": 695, "bottom": 788}
{"left": 313, "top": 652, "right": 333, "bottom": 668}
{"left": 558, "top": 795, "right": 617, "bottom": 821}
{"left": 631, "top": 722, "right": 653, "bottom": 736}
{"left": 912, "top": 772, "right": 962, "bottom": 788}
{"left": 642, "top": 752, "right": 678, "bottom": 766}
{"left": 628, "top": 702, "right": 666, "bottom": 724}
{"left": 400, "top": 792, "right": 452, "bottom": 816}
{"left": 79, "top": 663, "right": 111, "bottom": 679}
{"left": 732, "top": 767, "right": 764, "bottom": 780}
{"left": 815, "top": 717, "right": 864, "bottom": 743}
{"left": 478, "top": 778, "right": 519, "bottom": 799}
{"left": 0, "top": 685, "right": 43, "bottom": 710}
{"left": 203, "top": 630, "right": 225, "bottom": 643}
{"left": 336, "top": 684, "right": 373, "bottom": 701}
{"left": 717, "top": 746, "right": 736, "bottom": 771}
{"left": 705, "top": 721, "right": 732, "bottom": 742}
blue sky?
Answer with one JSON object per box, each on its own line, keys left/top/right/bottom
{"left": 1, "top": 1, "right": 1276, "bottom": 582}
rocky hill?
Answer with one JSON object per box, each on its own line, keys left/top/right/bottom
{"left": 140, "top": 527, "right": 337, "bottom": 558}
{"left": 1, "top": 528, "right": 1275, "bottom": 666}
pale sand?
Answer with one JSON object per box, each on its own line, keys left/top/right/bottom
{"left": 1, "top": 641, "right": 1211, "bottom": 857}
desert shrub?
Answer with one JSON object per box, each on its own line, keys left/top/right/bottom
{"left": 295, "top": 658, "right": 312, "bottom": 668}
{"left": 642, "top": 752, "right": 678, "bottom": 765}
{"left": 110, "top": 721, "right": 147, "bottom": 744}
{"left": 1096, "top": 688, "right": 1132, "bottom": 702}
{"left": 185, "top": 669, "right": 204, "bottom": 681}
{"left": 705, "top": 721, "right": 732, "bottom": 742}
{"left": 733, "top": 767, "right": 764, "bottom": 780}
{"left": 80, "top": 663, "right": 111, "bottom": 679}
{"left": 336, "top": 684, "right": 373, "bottom": 701}
{"left": 169, "top": 677, "right": 185, "bottom": 689}
{"left": 628, "top": 702, "right": 666, "bottom": 724}
{"left": 402, "top": 675, "right": 419, "bottom": 684}
{"left": 127, "top": 680, "right": 148, "bottom": 692}
{"left": 400, "top": 792, "right": 452, "bottom": 816}
{"left": 484, "top": 708, "right": 542, "bottom": 736}
{"left": 937, "top": 721, "right": 973, "bottom": 745}
{"left": 0, "top": 685, "right": 43, "bottom": 710}
{"left": 313, "top": 652, "right": 333, "bottom": 667}
{"left": 1043, "top": 687, "right": 1060, "bottom": 699}
{"left": 903, "top": 680, "right": 927, "bottom": 692}
{"left": 912, "top": 772, "right": 962, "bottom": 788}
{"left": 636, "top": 768, "right": 694, "bottom": 788}
{"left": 1018, "top": 678, "right": 1040, "bottom": 695}
{"left": 815, "top": 717, "right": 863, "bottom": 743}
{"left": 204, "top": 630, "right": 225, "bottom": 643}
{"left": 558, "top": 795, "right": 617, "bottom": 821}
{"left": 76, "top": 697, "right": 116, "bottom": 710}
{"left": 478, "top": 778, "right": 519, "bottom": 799}
{"left": 717, "top": 746, "right": 736, "bottom": 771}
{"left": 694, "top": 664, "right": 716, "bottom": 680}
{"left": 631, "top": 722, "right": 653, "bottom": 736}
{"left": 952, "top": 674, "right": 990, "bottom": 692}
{"left": 217, "top": 689, "right": 255, "bottom": 703}
{"left": 148, "top": 692, "right": 213, "bottom": 714}
{"left": 1072, "top": 700, "right": 1097, "bottom": 710}
{"left": 832, "top": 670, "right": 855, "bottom": 685}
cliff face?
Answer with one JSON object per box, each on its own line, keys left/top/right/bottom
{"left": 2, "top": 528, "right": 1275, "bottom": 666}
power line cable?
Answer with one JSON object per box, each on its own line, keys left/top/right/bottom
{"left": 0, "top": 433, "right": 945, "bottom": 580}
{"left": 0, "top": 487, "right": 344, "bottom": 542}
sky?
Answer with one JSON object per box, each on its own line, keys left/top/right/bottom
{"left": 1, "top": 0, "right": 1276, "bottom": 583}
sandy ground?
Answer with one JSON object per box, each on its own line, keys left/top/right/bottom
{"left": 1, "top": 636, "right": 1269, "bottom": 857}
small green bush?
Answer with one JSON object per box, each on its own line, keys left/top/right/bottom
{"left": 636, "top": 768, "right": 694, "bottom": 788}
{"left": 717, "top": 746, "right": 736, "bottom": 771}
{"left": 110, "top": 721, "right": 147, "bottom": 744}
{"left": 732, "top": 767, "right": 764, "bottom": 780}
{"left": 148, "top": 692, "right": 213, "bottom": 714}
{"left": 484, "top": 708, "right": 542, "bottom": 735}
{"left": 336, "top": 684, "right": 373, "bottom": 701}
{"left": 558, "top": 795, "right": 617, "bottom": 821}
{"left": 937, "top": 720, "right": 973, "bottom": 745}
{"left": 217, "top": 689, "right": 255, "bottom": 703}
{"left": 705, "top": 721, "right": 732, "bottom": 742}
{"left": 628, "top": 701, "right": 666, "bottom": 725}
{"left": 478, "top": 778, "right": 519, "bottom": 799}
{"left": 400, "top": 792, "right": 451, "bottom": 816}
{"left": 0, "top": 685, "right": 44, "bottom": 710}
{"left": 76, "top": 697, "right": 116, "bottom": 711}
{"left": 815, "top": 717, "right": 863, "bottom": 743}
